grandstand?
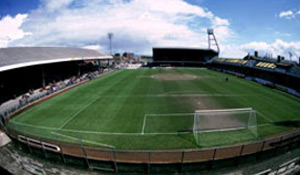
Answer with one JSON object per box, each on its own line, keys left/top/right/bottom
{"left": 0, "top": 47, "right": 112, "bottom": 104}
{"left": 210, "top": 52, "right": 300, "bottom": 97}
{"left": 152, "top": 48, "right": 218, "bottom": 67}
{"left": 151, "top": 29, "right": 219, "bottom": 67}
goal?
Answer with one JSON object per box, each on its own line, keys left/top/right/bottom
{"left": 193, "top": 108, "right": 257, "bottom": 147}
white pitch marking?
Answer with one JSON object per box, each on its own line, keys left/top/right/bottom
{"left": 9, "top": 120, "right": 271, "bottom": 136}
{"left": 89, "top": 94, "right": 253, "bottom": 98}
{"left": 62, "top": 129, "right": 187, "bottom": 135}
{"left": 10, "top": 120, "right": 57, "bottom": 130}
{"left": 193, "top": 124, "right": 272, "bottom": 133}
{"left": 164, "top": 90, "right": 206, "bottom": 94}
{"left": 58, "top": 97, "right": 100, "bottom": 129}
{"left": 141, "top": 114, "right": 148, "bottom": 134}
{"left": 145, "top": 113, "right": 194, "bottom": 117}
{"left": 141, "top": 113, "right": 194, "bottom": 134}
{"left": 51, "top": 132, "right": 115, "bottom": 148}
{"left": 155, "top": 94, "right": 253, "bottom": 98}
{"left": 195, "top": 127, "right": 247, "bottom": 133}
{"left": 10, "top": 120, "right": 187, "bottom": 135}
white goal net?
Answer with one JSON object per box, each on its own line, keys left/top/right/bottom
{"left": 193, "top": 108, "right": 257, "bottom": 146}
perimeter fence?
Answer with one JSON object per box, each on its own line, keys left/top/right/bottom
{"left": 3, "top": 125, "right": 300, "bottom": 174}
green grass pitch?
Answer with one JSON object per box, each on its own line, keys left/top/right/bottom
{"left": 7, "top": 68, "right": 300, "bottom": 150}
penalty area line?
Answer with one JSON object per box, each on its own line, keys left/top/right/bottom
{"left": 10, "top": 120, "right": 271, "bottom": 136}
{"left": 10, "top": 120, "right": 189, "bottom": 136}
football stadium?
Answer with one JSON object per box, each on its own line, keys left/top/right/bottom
{"left": 1, "top": 28, "right": 300, "bottom": 174}
{"left": 5, "top": 68, "right": 300, "bottom": 149}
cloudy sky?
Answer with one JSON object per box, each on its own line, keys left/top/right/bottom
{"left": 0, "top": 0, "right": 299, "bottom": 60}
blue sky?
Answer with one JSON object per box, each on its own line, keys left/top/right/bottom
{"left": 196, "top": 0, "right": 300, "bottom": 43}
{"left": 0, "top": 0, "right": 38, "bottom": 17}
{"left": 0, "top": 0, "right": 299, "bottom": 60}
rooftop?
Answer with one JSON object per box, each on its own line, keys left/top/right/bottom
{"left": 0, "top": 47, "right": 112, "bottom": 72}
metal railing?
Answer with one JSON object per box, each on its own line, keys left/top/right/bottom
{"left": 4, "top": 126, "right": 300, "bottom": 173}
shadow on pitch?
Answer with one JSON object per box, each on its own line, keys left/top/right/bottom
{"left": 273, "top": 120, "right": 300, "bottom": 128}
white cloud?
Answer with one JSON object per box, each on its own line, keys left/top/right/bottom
{"left": 3, "top": 2, "right": 299, "bottom": 63}
{"left": 82, "top": 44, "right": 104, "bottom": 51}
{"left": 42, "top": 0, "right": 75, "bottom": 12}
{"left": 275, "top": 31, "right": 291, "bottom": 37}
{"left": 220, "top": 44, "right": 248, "bottom": 58}
{"left": 133, "top": 0, "right": 211, "bottom": 18}
{"left": 213, "top": 17, "right": 230, "bottom": 26}
{"left": 0, "top": 14, "right": 31, "bottom": 48}
{"left": 242, "top": 42, "right": 272, "bottom": 52}
{"left": 8, "top": 0, "right": 233, "bottom": 55}
{"left": 221, "top": 39, "right": 300, "bottom": 62}
{"left": 279, "top": 10, "right": 293, "bottom": 18}
{"left": 278, "top": 9, "right": 300, "bottom": 20}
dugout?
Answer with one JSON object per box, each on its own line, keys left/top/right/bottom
{"left": 152, "top": 48, "right": 218, "bottom": 67}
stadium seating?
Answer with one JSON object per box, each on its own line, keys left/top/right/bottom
{"left": 215, "top": 58, "right": 248, "bottom": 65}
{"left": 255, "top": 62, "right": 276, "bottom": 69}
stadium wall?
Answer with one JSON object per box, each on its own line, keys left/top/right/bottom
{"left": 4, "top": 123, "right": 300, "bottom": 173}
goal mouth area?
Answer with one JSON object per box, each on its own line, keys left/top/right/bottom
{"left": 193, "top": 107, "right": 258, "bottom": 147}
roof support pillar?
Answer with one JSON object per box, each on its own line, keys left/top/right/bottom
{"left": 42, "top": 67, "right": 46, "bottom": 88}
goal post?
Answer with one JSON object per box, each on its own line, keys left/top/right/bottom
{"left": 193, "top": 108, "right": 258, "bottom": 147}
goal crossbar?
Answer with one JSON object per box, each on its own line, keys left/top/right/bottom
{"left": 195, "top": 107, "right": 253, "bottom": 113}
